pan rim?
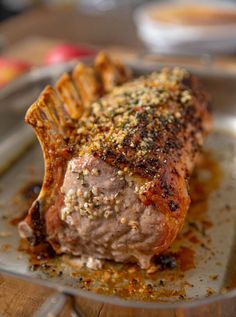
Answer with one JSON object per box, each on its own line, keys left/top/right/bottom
{"left": 1, "top": 58, "right": 236, "bottom": 309}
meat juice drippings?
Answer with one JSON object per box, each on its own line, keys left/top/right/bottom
{"left": 12, "top": 150, "right": 224, "bottom": 301}
{"left": 10, "top": 182, "right": 41, "bottom": 226}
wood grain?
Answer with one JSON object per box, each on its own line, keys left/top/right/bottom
{"left": 0, "top": 274, "right": 53, "bottom": 317}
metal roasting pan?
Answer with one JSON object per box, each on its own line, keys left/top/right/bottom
{"left": 0, "top": 57, "right": 236, "bottom": 317}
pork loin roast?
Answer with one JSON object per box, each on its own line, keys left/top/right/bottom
{"left": 19, "top": 53, "right": 211, "bottom": 269}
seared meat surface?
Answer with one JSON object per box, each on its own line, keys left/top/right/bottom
{"left": 19, "top": 53, "right": 211, "bottom": 268}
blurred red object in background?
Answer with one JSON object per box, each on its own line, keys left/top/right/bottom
{"left": 0, "top": 58, "right": 30, "bottom": 88}
{"left": 44, "top": 43, "right": 96, "bottom": 65}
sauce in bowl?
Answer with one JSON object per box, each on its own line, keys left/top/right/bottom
{"left": 148, "top": 4, "right": 236, "bottom": 26}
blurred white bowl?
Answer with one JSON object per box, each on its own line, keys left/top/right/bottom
{"left": 134, "top": 1, "right": 236, "bottom": 54}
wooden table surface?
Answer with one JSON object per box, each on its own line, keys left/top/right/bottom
{"left": 1, "top": 6, "right": 236, "bottom": 317}
{"left": 0, "top": 5, "right": 143, "bottom": 49}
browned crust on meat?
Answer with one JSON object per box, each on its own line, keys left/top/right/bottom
{"left": 19, "top": 52, "right": 132, "bottom": 245}
{"left": 19, "top": 52, "right": 211, "bottom": 266}
{"left": 75, "top": 69, "right": 211, "bottom": 214}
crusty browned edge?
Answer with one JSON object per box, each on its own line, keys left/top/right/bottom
{"left": 18, "top": 52, "right": 132, "bottom": 245}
